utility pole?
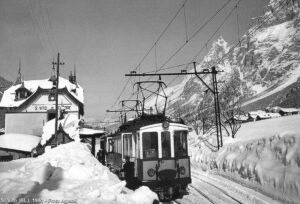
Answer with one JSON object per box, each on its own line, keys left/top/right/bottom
{"left": 53, "top": 53, "right": 64, "bottom": 144}
{"left": 126, "top": 62, "right": 223, "bottom": 150}
{"left": 211, "top": 66, "right": 223, "bottom": 149}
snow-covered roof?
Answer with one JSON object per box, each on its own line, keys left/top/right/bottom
{"left": 79, "top": 128, "right": 105, "bottom": 135}
{"left": 279, "top": 108, "right": 299, "bottom": 113}
{"left": 0, "top": 77, "right": 84, "bottom": 108}
{"left": 233, "top": 115, "right": 249, "bottom": 121}
{"left": 0, "top": 133, "right": 41, "bottom": 152}
{"left": 248, "top": 110, "right": 272, "bottom": 119}
{"left": 268, "top": 113, "right": 281, "bottom": 118}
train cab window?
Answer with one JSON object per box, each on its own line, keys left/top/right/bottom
{"left": 174, "top": 131, "right": 188, "bottom": 157}
{"left": 161, "top": 131, "right": 171, "bottom": 157}
{"left": 142, "top": 132, "right": 158, "bottom": 159}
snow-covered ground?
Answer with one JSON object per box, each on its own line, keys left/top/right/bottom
{"left": 0, "top": 142, "right": 157, "bottom": 204}
{"left": 189, "top": 114, "right": 300, "bottom": 204}
{"left": 177, "top": 169, "right": 281, "bottom": 204}
{"left": 1, "top": 115, "right": 299, "bottom": 204}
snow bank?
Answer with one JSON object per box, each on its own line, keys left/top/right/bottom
{"left": 189, "top": 115, "right": 300, "bottom": 203}
{"left": 217, "top": 132, "right": 300, "bottom": 195}
{"left": 0, "top": 142, "right": 157, "bottom": 204}
{"left": 41, "top": 114, "right": 81, "bottom": 145}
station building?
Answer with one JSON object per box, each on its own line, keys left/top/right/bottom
{"left": 0, "top": 66, "right": 84, "bottom": 136}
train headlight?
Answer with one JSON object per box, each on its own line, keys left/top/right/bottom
{"left": 179, "top": 166, "right": 186, "bottom": 175}
{"left": 147, "top": 168, "right": 156, "bottom": 177}
{"left": 162, "top": 121, "right": 169, "bottom": 129}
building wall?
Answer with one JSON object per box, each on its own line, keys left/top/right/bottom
{"left": 4, "top": 93, "right": 80, "bottom": 136}
{"left": 5, "top": 113, "right": 47, "bottom": 136}
{"left": 0, "top": 110, "right": 5, "bottom": 128}
{"left": 24, "top": 94, "right": 79, "bottom": 113}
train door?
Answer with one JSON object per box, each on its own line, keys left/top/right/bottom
{"left": 161, "top": 131, "right": 171, "bottom": 158}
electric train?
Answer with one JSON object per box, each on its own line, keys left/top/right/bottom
{"left": 101, "top": 113, "right": 191, "bottom": 201}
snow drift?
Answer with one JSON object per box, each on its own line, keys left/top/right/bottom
{"left": 189, "top": 115, "right": 300, "bottom": 203}
{"left": 41, "top": 113, "right": 81, "bottom": 145}
{"left": 0, "top": 142, "right": 157, "bottom": 204}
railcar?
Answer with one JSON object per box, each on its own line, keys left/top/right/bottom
{"left": 102, "top": 114, "right": 191, "bottom": 201}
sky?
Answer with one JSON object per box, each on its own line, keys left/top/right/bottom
{"left": 0, "top": 0, "right": 269, "bottom": 121}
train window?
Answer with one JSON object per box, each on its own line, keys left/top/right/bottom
{"left": 118, "top": 137, "right": 121, "bottom": 153}
{"left": 136, "top": 133, "right": 140, "bottom": 158}
{"left": 142, "top": 132, "right": 158, "bottom": 159}
{"left": 161, "top": 131, "right": 171, "bottom": 157}
{"left": 108, "top": 139, "right": 113, "bottom": 152}
{"left": 113, "top": 136, "right": 121, "bottom": 154}
{"left": 123, "top": 134, "right": 132, "bottom": 157}
{"left": 113, "top": 139, "right": 117, "bottom": 153}
{"left": 174, "top": 131, "right": 188, "bottom": 157}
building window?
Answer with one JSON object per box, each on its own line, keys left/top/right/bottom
{"left": 15, "top": 89, "right": 31, "bottom": 101}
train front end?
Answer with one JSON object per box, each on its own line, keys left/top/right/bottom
{"left": 137, "top": 122, "right": 191, "bottom": 200}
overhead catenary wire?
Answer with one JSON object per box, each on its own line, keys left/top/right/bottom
{"left": 105, "top": 0, "right": 237, "bottom": 122}
{"left": 37, "top": 0, "right": 56, "bottom": 54}
{"left": 155, "top": 0, "right": 234, "bottom": 74}
{"left": 126, "top": 0, "right": 236, "bottom": 95}
{"left": 190, "top": 0, "right": 242, "bottom": 64}
{"left": 177, "top": 0, "right": 287, "bottom": 102}
{"left": 213, "top": 0, "right": 287, "bottom": 67}
{"left": 139, "top": 0, "right": 241, "bottom": 102}
{"left": 27, "top": 0, "right": 52, "bottom": 58}
{"left": 183, "top": 3, "right": 189, "bottom": 43}
{"left": 235, "top": 4, "right": 241, "bottom": 44}
{"left": 133, "top": 0, "right": 188, "bottom": 73}
{"left": 104, "top": 0, "right": 188, "bottom": 121}
{"left": 26, "top": 0, "right": 59, "bottom": 57}
{"left": 105, "top": 0, "right": 283, "bottom": 122}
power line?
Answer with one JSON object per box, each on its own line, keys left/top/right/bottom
{"left": 134, "top": 0, "right": 235, "bottom": 88}
{"left": 213, "top": 0, "right": 287, "bottom": 67}
{"left": 133, "top": 0, "right": 188, "bottom": 72}
{"left": 133, "top": 0, "right": 237, "bottom": 104}
{"left": 104, "top": 0, "right": 284, "bottom": 122}
{"left": 190, "top": 0, "right": 242, "bottom": 63}
{"left": 106, "top": 0, "right": 238, "bottom": 122}
{"left": 140, "top": 0, "right": 285, "bottom": 112}
{"left": 104, "top": 0, "right": 188, "bottom": 121}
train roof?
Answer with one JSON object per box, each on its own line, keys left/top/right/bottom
{"left": 140, "top": 122, "right": 189, "bottom": 132}
{"left": 118, "top": 113, "right": 185, "bottom": 133}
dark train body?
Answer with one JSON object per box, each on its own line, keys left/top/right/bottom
{"left": 101, "top": 114, "right": 191, "bottom": 200}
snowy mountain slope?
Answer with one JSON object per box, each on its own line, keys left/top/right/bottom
{"left": 145, "top": 0, "right": 300, "bottom": 123}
